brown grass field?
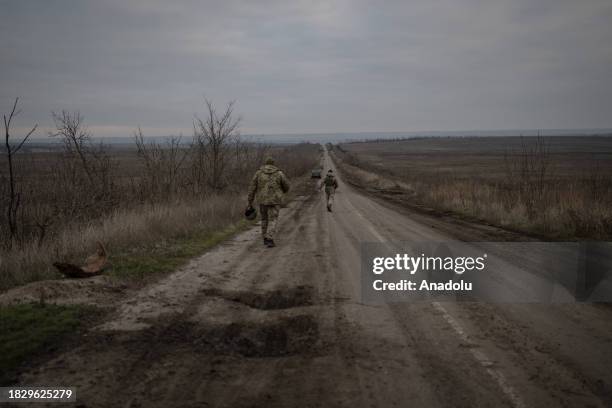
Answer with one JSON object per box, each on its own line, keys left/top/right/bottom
{"left": 334, "top": 136, "right": 612, "bottom": 240}
{"left": 0, "top": 141, "right": 320, "bottom": 291}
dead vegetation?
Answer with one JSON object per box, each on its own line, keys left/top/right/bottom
{"left": 333, "top": 137, "right": 612, "bottom": 240}
{"left": 3, "top": 98, "right": 38, "bottom": 247}
{"left": 0, "top": 98, "right": 320, "bottom": 291}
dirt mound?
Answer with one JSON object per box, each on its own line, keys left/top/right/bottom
{"left": 0, "top": 276, "right": 128, "bottom": 307}
{"left": 203, "top": 285, "right": 315, "bottom": 310}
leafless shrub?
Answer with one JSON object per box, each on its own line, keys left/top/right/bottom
{"left": 275, "top": 143, "right": 321, "bottom": 179}
{"left": 1, "top": 131, "right": 319, "bottom": 291}
{"left": 2, "top": 98, "right": 38, "bottom": 247}
{"left": 134, "top": 128, "right": 189, "bottom": 200}
{"left": 193, "top": 99, "right": 241, "bottom": 191}
{"left": 504, "top": 135, "right": 550, "bottom": 218}
{"left": 50, "top": 110, "right": 95, "bottom": 185}
{"left": 49, "top": 110, "right": 118, "bottom": 206}
{"left": 0, "top": 93, "right": 324, "bottom": 291}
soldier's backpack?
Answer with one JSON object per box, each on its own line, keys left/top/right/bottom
{"left": 324, "top": 174, "right": 336, "bottom": 187}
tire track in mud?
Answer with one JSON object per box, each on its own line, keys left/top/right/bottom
{"left": 370, "top": 300, "right": 515, "bottom": 408}
{"left": 328, "top": 146, "right": 611, "bottom": 407}
{"left": 231, "top": 192, "right": 386, "bottom": 407}
{"left": 318, "top": 187, "right": 445, "bottom": 406}
{"left": 141, "top": 191, "right": 325, "bottom": 407}
{"left": 114, "top": 192, "right": 325, "bottom": 407}
{"left": 18, "top": 188, "right": 325, "bottom": 408}
{"left": 331, "top": 147, "right": 612, "bottom": 407}
{"left": 344, "top": 195, "right": 522, "bottom": 407}
{"left": 327, "top": 196, "right": 511, "bottom": 407}
{"left": 318, "top": 155, "right": 445, "bottom": 407}
{"left": 204, "top": 197, "right": 323, "bottom": 407}
{"left": 179, "top": 192, "right": 329, "bottom": 407}
{"left": 229, "top": 189, "right": 423, "bottom": 408}
{"left": 449, "top": 302, "right": 612, "bottom": 408}
{"left": 324, "top": 151, "right": 524, "bottom": 408}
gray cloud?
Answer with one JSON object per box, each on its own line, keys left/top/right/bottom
{"left": 1, "top": 0, "right": 611, "bottom": 137}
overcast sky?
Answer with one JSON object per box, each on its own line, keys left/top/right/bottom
{"left": 1, "top": 0, "right": 611, "bottom": 138}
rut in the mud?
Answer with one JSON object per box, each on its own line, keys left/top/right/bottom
{"left": 202, "top": 285, "right": 315, "bottom": 310}
{"left": 136, "top": 312, "right": 319, "bottom": 358}
{"left": 193, "top": 286, "right": 320, "bottom": 356}
{"left": 131, "top": 285, "right": 320, "bottom": 358}
{"left": 197, "top": 314, "right": 319, "bottom": 357}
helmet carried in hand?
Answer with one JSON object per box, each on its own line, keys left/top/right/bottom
{"left": 244, "top": 205, "right": 257, "bottom": 220}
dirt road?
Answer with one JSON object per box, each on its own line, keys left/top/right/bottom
{"left": 16, "top": 149, "right": 612, "bottom": 408}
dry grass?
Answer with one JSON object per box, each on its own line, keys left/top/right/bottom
{"left": 0, "top": 142, "right": 321, "bottom": 291}
{"left": 0, "top": 194, "right": 242, "bottom": 290}
{"left": 403, "top": 177, "right": 612, "bottom": 238}
{"left": 333, "top": 137, "right": 612, "bottom": 240}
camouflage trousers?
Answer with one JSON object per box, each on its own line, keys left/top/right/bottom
{"left": 325, "top": 187, "right": 335, "bottom": 208}
{"left": 260, "top": 204, "right": 280, "bottom": 240}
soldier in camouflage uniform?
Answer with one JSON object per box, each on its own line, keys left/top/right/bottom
{"left": 247, "top": 157, "right": 290, "bottom": 247}
{"left": 321, "top": 169, "right": 338, "bottom": 212}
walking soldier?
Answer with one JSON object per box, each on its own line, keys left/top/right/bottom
{"left": 321, "top": 169, "right": 338, "bottom": 212}
{"left": 247, "top": 157, "right": 290, "bottom": 247}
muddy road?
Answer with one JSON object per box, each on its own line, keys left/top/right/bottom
{"left": 15, "top": 149, "right": 612, "bottom": 408}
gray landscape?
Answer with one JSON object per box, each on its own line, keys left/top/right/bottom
{"left": 2, "top": 1, "right": 612, "bottom": 407}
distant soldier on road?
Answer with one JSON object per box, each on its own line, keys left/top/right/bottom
{"left": 247, "top": 157, "right": 290, "bottom": 248}
{"left": 321, "top": 169, "right": 338, "bottom": 212}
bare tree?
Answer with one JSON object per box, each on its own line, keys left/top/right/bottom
{"left": 166, "top": 135, "right": 189, "bottom": 194}
{"left": 134, "top": 128, "right": 188, "bottom": 199}
{"left": 193, "top": 99, "right": 241, "bottom": 191}
{"left": 3, "top": 98, "right": 38, "bottom": 246}
{"left": 3, "top": 98, "right": 37, "bottom": 246}
{"left": 50, "top": 110, "right": 94, "bottom": 185}
{"left": 229, "top": 138, "right": 266, "bottom": 189}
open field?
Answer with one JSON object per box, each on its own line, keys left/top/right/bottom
{"left": 0, "top": 138, "right": 320, "bottom": 381}
{"left": 4, "top": 148, "right": 611, "bottom": 407}
{"left": 335, "top": 136, "right": 612, "bottom": 239}
{"left": 0, "top": 141, "right": 321, "bottom": 291}
{"left": 339, "top": 136, "right": 612, "bottom": 180}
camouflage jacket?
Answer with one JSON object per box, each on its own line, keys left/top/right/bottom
{"left": 322, "top": 174, "right": 338, "bottom": 192}
{"left": 248, "top": 164, "right": 290, "bottom": 205}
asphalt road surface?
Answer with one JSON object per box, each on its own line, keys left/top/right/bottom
{"left": 16, "top": 149, "right": 612, "bottom": 408}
